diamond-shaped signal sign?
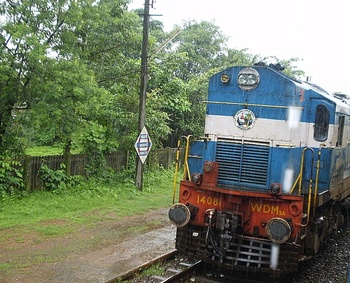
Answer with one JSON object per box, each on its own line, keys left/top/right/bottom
{"left": 134, "top": 126, "right": 152, "bottom": 164}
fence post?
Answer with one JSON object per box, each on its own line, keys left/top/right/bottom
{"left": 166, "top": 147, "right": 172, "bottom": 169}
{"left": 64, "top": 151, "right": 71, "bottom": 178}
{"left": 125, "top": 150, "right": 130, "bottom": 170}
{"left": 23, "top": 155, "right": 32, "bottom": 191}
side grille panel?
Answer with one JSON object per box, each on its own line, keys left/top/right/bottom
{"left": 215, "top": 139, "right": 270, "bottom": 188}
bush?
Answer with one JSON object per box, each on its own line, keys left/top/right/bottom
{"left": 38, "top": 163, "right": 84, "bottom": 192}
{"left": 0, "top": 157, "right": 25, "bottom": 199}
{"left": 39, "top": 163, "right": 68, "bottom": 191}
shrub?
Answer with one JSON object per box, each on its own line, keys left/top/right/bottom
{"left": 39, "top": 163, "right": 68, "bottom": 191}
{"left": 0, "top": 157, "right": 25, "bottom": 199}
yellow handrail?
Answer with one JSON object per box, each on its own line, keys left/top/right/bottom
{"left": 183, "top": 135, "right": 193, "bottom": 181}
{"left": 290, "top": 158, "right": 303, "bottom": 195}
{"left": 172, "top": 138, "right": 182, "bottom": 204}
{"left": 289, "top": 147, "right": 306, "bottom": 195}
{"left": 313, "top": 144, "right": 325, "bottom": 215}
{"left": 290, "top": 147, "right": 315, "bottom": 226}
{"left": 172, "top": 135, "right": 193, "bottom": 204}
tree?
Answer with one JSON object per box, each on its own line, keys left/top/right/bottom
{"left": 145, "top": 21, "right": 231, "bottom": 146}
{"left": 0, "top": 0, "right": 100, "bottom": 155}
{"left": 0, "top": 0, "right": 146, "bottom": 156}
{"left": 168, "top": 20, "right": 228, "bottom": 80}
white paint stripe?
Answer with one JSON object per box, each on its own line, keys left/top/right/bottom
{"left": 205, "top": 115, "right": 343, "bottom": 148}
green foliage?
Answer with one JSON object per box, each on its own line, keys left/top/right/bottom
{"left": 79, "top": 122, "right": 114, "bottom": 177}
{"left": 169, "top": 20, "right": 229, "bottom": 80}
{"left": 0, "top": 157, "right": 25, "bottom": 199}
{"left": 140, "top": 262, "right": 164, "bottom": 277}
{"left": 0, "top": 0, "right": 142, "bottom": 155}
{"left": 39, "top": 163, "right": 68, "bottom": 192}
{"left": 80, "top": 123, "right": 110, "bottom": 153}
{"left": 279, "top": 57, "right": 305, "bottom": 79}
{"left": 38, "top": 162, "right": 84, "bottom": 192}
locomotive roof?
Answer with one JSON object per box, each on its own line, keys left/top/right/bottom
{"left": 259, "top": 64, "right": 350, "bottom": 114}
{"left": 212, "top": 65, "right": 350, "bottom": 115}
{"left": 298, "top": 79, "right": 350, "bottom": 115}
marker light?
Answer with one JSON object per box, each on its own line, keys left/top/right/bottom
{"left": 220, "top": 73, "right": 230, "bottom": 83}
{"left": 270, "top": 183, "right": 281, "bottom": 195}
{"left": 237, "top": 67, "right": 260, "bottom": 91}
{"left": 191, "top": 173, "right": 202, "bottom": 185}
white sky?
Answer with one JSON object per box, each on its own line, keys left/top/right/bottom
{"left": 129, "top": 0, "right": 350, "bottom": 94}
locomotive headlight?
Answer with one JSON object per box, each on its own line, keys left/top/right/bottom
{"left": 265, "top": 218, "right": 291, "bottom": 244}
{"left": 169, "top": 203, "right": 191, "bottom": 227}
{"left": 237, "top": 67, "right": 260, "bottom": 91}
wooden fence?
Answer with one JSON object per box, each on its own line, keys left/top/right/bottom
{"left": 21, "top": 147, "right": 180, "bottom": 190}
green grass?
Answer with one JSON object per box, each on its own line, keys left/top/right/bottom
{"left": 24, "top": 146, "right": 82, "bottom": 156}
{"left": 0, "top": 169, "right": 175, "bottom": 232}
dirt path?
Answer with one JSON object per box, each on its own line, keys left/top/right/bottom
{"left": 0, "top": 208, "right": 175, "bottom": 283}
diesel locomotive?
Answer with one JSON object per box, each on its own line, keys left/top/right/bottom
{"left": 168, "top": 63, "right": 350, "bottom": 274}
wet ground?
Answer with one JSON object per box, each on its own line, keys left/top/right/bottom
{"left": 0, "top": 208, "right": 176, "bottom": 283}
{"left": 1, "top": 207, "right": 349, "bottom": 283}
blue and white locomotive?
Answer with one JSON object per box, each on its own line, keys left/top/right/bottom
{"left": 169, "top": 63, "right": 350, "bottom": 274}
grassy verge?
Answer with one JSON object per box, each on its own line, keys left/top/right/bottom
{"left": 0, "top": 169, "right": 174, "bottom": 230}
{"left": 0, "top": 169, "right": 176, "bottom": 276}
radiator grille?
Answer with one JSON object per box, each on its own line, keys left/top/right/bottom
{"left": 215, "top": 139, "right": 270, "bottom": 188}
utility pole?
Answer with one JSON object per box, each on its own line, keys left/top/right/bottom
{"left": 135, "top": 0, "right": 151, "bottom": 190}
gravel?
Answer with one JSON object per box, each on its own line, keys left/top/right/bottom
{"left": 290, "top": 227, "right": 350, "bottom": 283}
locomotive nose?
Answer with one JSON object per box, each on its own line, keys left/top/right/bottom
{"left": 169, "top": 203, "right": 191, "bottom": 227}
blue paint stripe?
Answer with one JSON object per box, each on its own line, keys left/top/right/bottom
{"left": 207, "top": 67, "right": 337, "bottom": 124}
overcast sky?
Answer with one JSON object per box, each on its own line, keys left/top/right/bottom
{"left": 129, "top": 0, "right": 350, "bottom": 94}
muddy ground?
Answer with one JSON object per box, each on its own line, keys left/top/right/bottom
{"left": 0, "top": 208, "right": 175, "bottom": 283}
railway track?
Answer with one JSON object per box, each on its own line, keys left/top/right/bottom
{"left": 112, "top": 251, "right": 207, "bottom": 283}
{"left": 151, "top": 260, "right": 202, "bottom": 283}
{"left": 115, "top": 250, "right": 277, "bottom": 283}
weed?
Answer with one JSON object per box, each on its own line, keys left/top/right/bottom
{"left": 140, "top": 262, "right": 165, "bottom": 276}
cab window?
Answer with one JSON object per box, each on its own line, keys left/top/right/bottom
{"left": 337, "top": 116, "right": 345, "bottom": 147}
{"left": 314, "top": 105, "right": 329, "bottom": 141}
